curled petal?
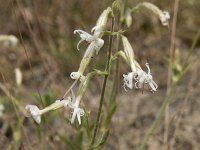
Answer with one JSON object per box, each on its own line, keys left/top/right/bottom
{"left": 135, "top": 81, "right": 142, "bottom": 89}
{"left": 74, "top": 30, "right": 94, "bottom": 50}
{"left": 76, "top": 39, "right": 84, "bottom": 51}
{"left": 70, "top": 72, "right": 85, "bottom": 82}
{"left": 70, "top": 72, "right": 80, "bottom": 80}
{"left": 74, "top": 30, "right": 93, "bottom": 41}
{"left": 145, "top": 63, "right": 151, "bottom": 74}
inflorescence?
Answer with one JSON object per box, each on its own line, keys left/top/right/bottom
{"left": 25, "top": 3, "right": 170, "bottom": 125}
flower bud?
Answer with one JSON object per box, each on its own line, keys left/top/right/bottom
{"left": 95, "top": 7, "right": 112, "bottom": 34}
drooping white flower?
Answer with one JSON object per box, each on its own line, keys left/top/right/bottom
{"left": 159, "top": 11, "right": 170, "bottom": 26}
{"left": 74, "top": 27, "right": 104, "bottom": 55}
{"left": 70, "top": 107, "right": 85, "bottom": 125}
{"left": 133, "top": 2, "right": 170, "bottom": 27}
{"left": 134, "top": 63, "right": 158, "bottom": 92}
{"left": 25, "top": 105, "right": 41, "bottom": 124}
{"left": 123, "top": 63, "right": 158, "bottom": 93}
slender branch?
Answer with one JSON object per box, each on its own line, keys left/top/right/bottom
{"left": 0, "top": 72, "right": 32, "bottom": 149}
{"left": 62, "top": 79, "right": 78, "bottom": 99}
{"left": 139, "top": 85, "right": 175, "bottom": 150}
{"left": 90, "top": 16, "right": 115, "bottom": 147}
{"left": 165, "top": 0, "right": 180, "bottom": 145}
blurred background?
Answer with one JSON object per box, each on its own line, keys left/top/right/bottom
{"left": 0, "top": 0, "right": 200, "bottom": 149}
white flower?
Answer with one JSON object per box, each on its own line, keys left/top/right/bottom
{"left": 134, "top": 63, "right": 158, "bottom": 92}
{"left": 64, "top": 90, "right": 85, "bottom": 125}
{"left": 134, "top": 3, "right": 170, "bottom": 27}
{"left": 71, "top": 107, "right": 85, "bottom": 125}
{"left": 74, "top": 27, "right": 104, "bottom": 55}
{"left": 123, "top": 63, "right": 158, "bottom": 93}
{"left": 159, "top": 11, "right": 170, "bottom": 26}
{"left": 70, "top": 72, "right": 86, "bottom": 82}
{"left": 25, "top": 105, "right": 41, "bottom": 124}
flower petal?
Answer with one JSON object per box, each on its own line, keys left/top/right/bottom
{"left": 25, "top": 105, "right": 41, "bottom": 124}
{"left": 70, "top": 72, "right": 85, "bottom": 82}
{"left": 94, "top": 38, "right": 104, "bottom": 55}
{"left": 123, "top": 72, "right": 134, "bottom": 90}
{"left": 159, "top": 11, "right": 170, "bottom": 26}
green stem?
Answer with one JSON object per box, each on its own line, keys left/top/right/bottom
{"left": 90, "top": 16, "right": 115, "bottom": 147}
